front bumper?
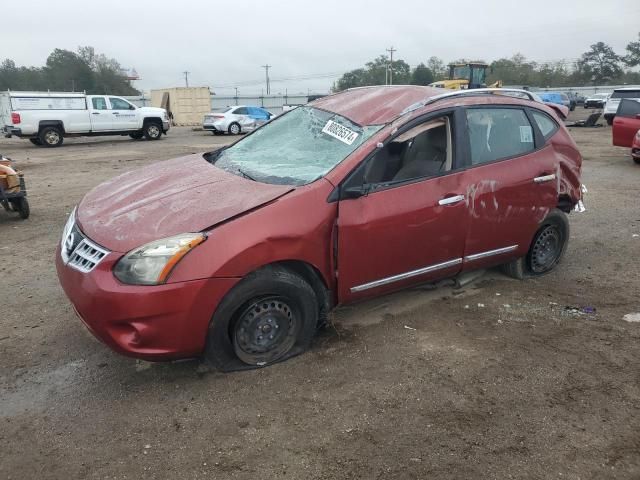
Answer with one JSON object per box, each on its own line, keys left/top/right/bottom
{"left": 162, "top": 120, "right": 170, "bottom": 132}
{"left": 56, "top": 245, "right": 239, "bottom": 360}
{"left": 585, "top": 101, "right": 604, "bottom": 108}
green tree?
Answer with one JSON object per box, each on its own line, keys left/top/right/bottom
{"left": 427, "top": 56, "right": 446, "bottom": 80}
{"left": 624, "top": 32, "right": 640, "bottom": 67}
{"left": 44, "top": 48, "right": 95, "bottom": 92}
{"left": 578, "top": 42, "right": 622, "bottom": 84}
{"left": 411, "top": 63, "right": 434, "bottom": 85}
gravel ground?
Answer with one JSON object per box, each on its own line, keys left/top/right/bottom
{"left": 1, "top": 110, "right": 639, "bottom": 479}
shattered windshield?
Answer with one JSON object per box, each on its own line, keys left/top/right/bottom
{"left": 208, "top": 106, "right": 382, "bottom": 186}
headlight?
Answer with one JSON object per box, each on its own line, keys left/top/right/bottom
{"left": 113, "top": 233, "right": 206, "bottom": 285}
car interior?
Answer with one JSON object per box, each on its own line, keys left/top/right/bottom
{"left": 363, "top": 117, "right": 452, "bottom": 186}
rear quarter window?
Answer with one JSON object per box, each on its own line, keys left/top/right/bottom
{"left": 531, "top": 110, "right": 559, "bottom": 140}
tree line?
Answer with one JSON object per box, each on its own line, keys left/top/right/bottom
{"left": 335, "top": 33, "right": 640, "bottom": 91}
{"left": 0, "top": 46, "right": 139, "bottom": 95}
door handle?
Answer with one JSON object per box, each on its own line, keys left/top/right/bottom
{"left": 438, "top": 194, "right": 465, "bottom": 206}
{"left": 533, "top": 174, "right": 556, "bottom": 183}
{"left": 112, "top": 112, "right": 120, "bottom": 115}
{"left": 91, "top": 112, "right": 100, "bottom": 115}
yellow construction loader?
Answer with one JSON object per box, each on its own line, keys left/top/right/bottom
{"left": 429, "top": 62, "right": 502, "bottom": 90}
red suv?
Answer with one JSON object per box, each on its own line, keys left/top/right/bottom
{"left": 56, "top": 86, "right": 583, "bottom": 370}
{"left": 612, "top": 98, "right": 640, "bottom": 163}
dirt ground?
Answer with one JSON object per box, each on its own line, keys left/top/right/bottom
{"left": 1, "top": 109, "right": 639, "bottom": 480}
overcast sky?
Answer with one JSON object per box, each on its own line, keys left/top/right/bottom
{"left": 4, "top": 0, "right": 639, "bottom": 95}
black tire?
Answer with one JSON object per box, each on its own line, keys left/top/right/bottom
{"left": 501, "top": 209, "right": 569, "bottom": 279}
{"left": 129, "top": 131, "right": 144, "bottom": 140}
{"left": 228, "top": 122, "right": 241, "bottom": 135}
{"left": 29, "top": 138, "right": 42, "bottom": 146}
{"left": 39, "top": 126, "right": 63, "bottom": 147}
{"left": 143, "top": 121, "right": 162, "bottom": 140}
{"left": 606, "top": 118, "right": 613, "bottom": 126}
{"left": 633, "top": 156, "right": 640, "bottom": 165}
{"left": 205, "top": 265, "right": 318, "bottom": 371}
{"left": 9, "top": 197, "right": 29, "bottom": 219}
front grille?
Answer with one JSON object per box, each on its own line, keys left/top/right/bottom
{"left": 67, "top": 237, "right": 109, "bottom": 273}
{"left": 61, "top": 217, "right": 110, "bottom": 273}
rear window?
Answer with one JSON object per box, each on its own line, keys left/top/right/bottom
{"left": 611, "top": 90, "right": 640, "bottom": 99}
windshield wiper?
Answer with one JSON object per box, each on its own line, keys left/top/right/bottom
{"left": 236, "top": 167, "right": 256, "bottom": 182}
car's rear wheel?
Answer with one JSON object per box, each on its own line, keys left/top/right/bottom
{"left": 205, "top": 265, "right": 318, "bottom": 370}
{"left": 39, "top": 126, "right": 64, "bottom": 147}
{"left": 501, "top": 209, "right": 569, "bottom": 279}
{"left": 228, "top": 122, "right": 241, "bottom": 135}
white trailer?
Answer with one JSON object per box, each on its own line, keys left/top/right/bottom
{"left": 1, "top": 91, "right": 170, "bottom": 147}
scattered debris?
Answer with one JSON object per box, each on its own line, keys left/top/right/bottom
{"left": 581, "top": 306, "right": 596, "bottom": 314}
{"left": 495, "top": 293, "right": 501, "bottom": 296}
{"left": 464, "top": 305, "right": 470, "bottom": 309}
{"left": 623, "top": 313, "right": 640, "bottom": 323}
{"left": 633, "top": 234, "right": 639, "bottom": 238}
{"left": 502, "top": 304, "right": 511, "bottom": 309}
{"left": 477, "top": 303, "right": 485, "bottom": 308}
{"left": 404, "top": 325, "right": 417, "bottom": 331}
{"left": 563, "top": 305, "right": 596, "bottom": 316}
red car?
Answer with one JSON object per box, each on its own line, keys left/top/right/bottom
{"left": 612, "top": 98, "right": 640, "bottom": 164}
{"left": 56, "top": 86, "right": 583, "bottom": 370}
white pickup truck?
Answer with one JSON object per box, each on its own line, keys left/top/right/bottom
{"left": 1, "top": 91, "right": 170, "bottom": 147}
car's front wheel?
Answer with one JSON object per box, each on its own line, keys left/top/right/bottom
{"left": 502, "top": 209, "right": 569, "bottom": 279}
{"left": 143, "top": 121, "right": 162, "bottom": 140}
{"left": 205, "top": 265, "right": 318, "bottom": 370}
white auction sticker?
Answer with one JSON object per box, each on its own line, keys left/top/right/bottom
{"left": 322, "top": 120, "right": 359, "bottom": 145}
{"left": 519, "top": 125, "right": 533, "bottom": 143}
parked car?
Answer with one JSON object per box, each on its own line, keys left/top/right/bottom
{"left": 612, "top": 98, "right": 640, "bottom": 163}
{"left": 604, "top": 87, "right": 640, "bottom": 126}
{"left": 202, "top": 106, "right": 274, "bottom": 135}
{"left": 584, "top": 93, "right": 610, "bottom": 109}
{"left": 537, "top": 92, "right": 573, "bottom": 111}
{"left": 56, "top": 86, "right": 583, "bottom": 369}
{"left": 0, "top": 91, "right": 169, "bottom": 147}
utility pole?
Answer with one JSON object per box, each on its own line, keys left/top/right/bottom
{"left": 183, "top": 71, "right": 190, "bottom": 88}
{"left": 386, "top": 47, "right": 396, "bottom": 85}
{"left": 262, "top": 64, "right": 271, "bottom": 95}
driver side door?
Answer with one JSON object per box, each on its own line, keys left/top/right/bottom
{"left": 108, "top": 96, "right": 139, "bottom": 130}
{"left": 336, "top": 111, "right": 469, "bottom": 303}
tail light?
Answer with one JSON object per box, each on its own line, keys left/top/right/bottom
{"left": 11, "top": 112, "right": 21, "bottom": 124}
{"left": 213, "top": 114, "right": 225, "bottom": 119}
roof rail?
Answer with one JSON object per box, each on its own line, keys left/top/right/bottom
{"left": 401, "top": 88, "right": 541, "bottom": 115}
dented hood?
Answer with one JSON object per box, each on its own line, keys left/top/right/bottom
{"left": 77, "top": 154, "right": 293, "bottom": 252}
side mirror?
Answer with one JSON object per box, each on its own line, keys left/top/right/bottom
{"left": 342, "top": 185, "right": 367, "bottom": 199}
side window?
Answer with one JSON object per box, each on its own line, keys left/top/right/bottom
{"left": 363, "top": 117, "right": 452, "bottom": 186}
{"left": 466, "top": 108, "right": 534, "bottom": 165}
{"left": 91, "top": 97, "right": 108, "bottom": 110}
{"left": 233, "top": 107, "right": 248, "bottom": 115}
{"left": 617, "top": 99, "right": 640, "bottom": 118}
{"left": 531, "top": 110, "right": 559, "bottom": 140}
{"left": 109, "top": 97, "right": 133, "bottom": 110}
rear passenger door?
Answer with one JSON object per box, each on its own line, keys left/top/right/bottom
{"left": 89, "top": 96, "right": 112, "bottom": 131}
{"left": 459, "top": 106, "right": 559, "bottom": 271}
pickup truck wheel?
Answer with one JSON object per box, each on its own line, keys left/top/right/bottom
{"left": 143, "top": 122, "right": 162, "bottom": 140}
{"left": 205, "top": 265, "right": 318, "bottom": 370}
{"left": 39, "top": 126, "right": 63, "bottom": 147}
{"left": 29, "top": 138, "right": 42, "bottom": 146}
{"left": 228, "top": 122, "right": 241, "bottom": 135}
{"left": 129, "top": 131, "right": 144, "bottom": 140}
